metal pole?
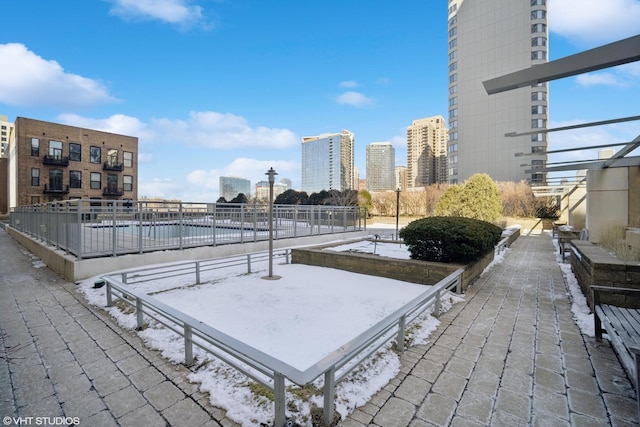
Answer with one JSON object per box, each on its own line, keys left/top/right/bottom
{"left": 263, "top": 168, "right": 280, "bottom": 280}
{"left": 395, "top": 188, "right": 401, "bottom": 240}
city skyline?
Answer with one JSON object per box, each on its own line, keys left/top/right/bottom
{"left": 0, "top": 1, "right": 639, "bottom": 201}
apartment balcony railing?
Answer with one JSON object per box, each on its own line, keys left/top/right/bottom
{"left": 43, "top": 155, "right": 69, "bottom": 166}
{"left": 43, "top": 184, "right": 70, "bottom": 194}
{"left": 103, "top": 186, "right": 124, "bottom": 196}
{"left": 103, "top": 162, "right": 124, "bottom": 171}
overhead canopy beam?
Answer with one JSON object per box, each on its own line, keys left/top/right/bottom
{"left": 524, "top": 155, "right": 640, "bottom": 173}
{"left": 505, "top": 114, "right": 640, "bottom": 137}
{"left": 483, "top": 34, "right": 640, "bottom": 95}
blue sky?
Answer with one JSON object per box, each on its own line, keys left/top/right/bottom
{"left": 1, "top": 0, "right": 639, "bottom": 201}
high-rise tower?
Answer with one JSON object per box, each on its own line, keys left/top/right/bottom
{"left": 301, "top": 130, "right": 354, "bottom": 193}
{"left": 366, "top": 142, "right": 395, "bottom": 192}
{"left": 447, "top": 0, "right": 548, "bottom": 184}
{"left": 406, "top": 116, "right": 448, "bottom": 188}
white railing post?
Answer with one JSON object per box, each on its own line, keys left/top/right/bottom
{"left": 247, "top": 254, "right": 252, "bottom": 274}
{"left": 274, "top": 373, "right": 286, "bottom": 427}
{"left": 184, "top": 324, "right": 194, "bottom": 365}
{"left": 396, "top": 315, "right": 406, "bottom": 352}
{"left": 433, "top": 289, "right": 441, "bottom": 318}
{"left": 106, "top": 282, "right": 113, "bottom": 307}
{"left": 136, "top": 298, "right": 144, "bottom": 329}
{"left": 323, "top": 367, "right": 336, "bottom": 427}
{"left": 195, "top": 261, "right": 201, "bottom": 284}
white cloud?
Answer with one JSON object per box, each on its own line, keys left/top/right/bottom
{"left": 0, "top": 43, "right": 118, "bottom": 108}
{"left": 335, "top": 91, "right": 374, "bottom": 108}
{"left": 549, "top": 0, "right": 640, "bottom": 47}
{"left": 106, "top": 0, "right": 208, "bottom": 28}
{"left": 339, "top": 80, "right": 359, "bottom": 88}
{"left": 59, "top": 111, "right": 299, "bottom": 150}
{"left": 186, "top": 158, "right": 299, "bottom": 195}
{"left": 576, "top": 72, "right": 626, "bottom": 87}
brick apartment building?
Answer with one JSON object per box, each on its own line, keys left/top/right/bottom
{"left": 4, "top": 117, "right": 138, "bottom": 209}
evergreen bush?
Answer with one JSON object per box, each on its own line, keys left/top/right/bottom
{"left": 400, "top": 216, "right": 503, "bottom": 263}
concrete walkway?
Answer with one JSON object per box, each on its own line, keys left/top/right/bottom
{"left": 0, "top": 227, "right": 637, "bottom": 426}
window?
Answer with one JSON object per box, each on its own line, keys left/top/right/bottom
{"left": 31, "top": 138, "right": 39, "bottom": 157}
{"left": 90, "top": 172, "right": 101, "bottom": 189}
{"left": 30, "top": 196, "right": 40, "bottom": 205}
{"left": 531, "top": 91, "right": 546, "bottom": 101}
{"left": 449, "top": 15, "right": 457, "bottom": 26}
{"left": 532, "top": 105, "right": 546, "bottom": 115}
{"left": 449, "top": 97, "right": 458, "bottom": 106}
{"left": 31, "top": 168, "right": 40, "bottom": 186}
{"left": 449, "top": 50, "right": 458, "bottom": 60}
{"left": 106, "top": 174, "right": 118, "bottom": 193}
{"left": 449, "top": 85, "right": 457, "bottom": 95}
{"left": 123, "top": 175, "right": 133, "bottom": 191}
{"left": 531, "top": 37, "right": 546, "bottom": 46}
{"left": 531, "top": 118, "right": 546, "bottom": 128}
{"left": 449, "top": 132, "right": 458, "bottom": 141}
{"left": 531, "top": 133, "right": 546, "bottom": 142}
{"left": 69, "top": 143, "right": 81, "bottom": 161}
{"left": 450, "top": 120, "right": 458, "bottom": 128}
{"left": 531, "top": 50, "right": 546, "bottom": 60}
{"left": 531, "top": 23, "right": 547, "bottom": 33}
{"left": 531, "top": 0, "right": 545, "bottom": 5}
{"left": 124, "top": 151, "right": 133, "bottom": 168}
{"left": 106, "top": 149, "right": 118, "bottom": 167}
{"left": 532, "top": 146, "right": 546, "bottom": 154}
{"left": 69, "top": 170, "right": 82, "bottom": 189}
{"left": 448, "top": 143, "right": 458, "bottom": 153}
{"left": 531, "top": 10, "right": 546, "bottom": 19}
{"left": 449, "top": 73, "right": 458, "bottom": 83}
{"left": 49, "top": 169, "right": 63, "bottom": 191}
{"left": 449, "top": 61, "right": 457, "bottom": 72}
{"left": 449, "top": 38, "right": 457, "bottom": 49}
{"left": 90, "top": 146, "right": 101, "bottom": 164}
{"left": 448, "top": 27, "right": 457, "bottom": 37}
{"left": 449, "top": 108, "right": 458, "bottom": 117}
{"left": 49, "top": 141, "right": 63, "bottom": 160}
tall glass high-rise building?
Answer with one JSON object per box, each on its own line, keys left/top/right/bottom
{"left": 301, "top": 130, "right": 354, "bottom": 193}
{"left": 366, "top": 142, "right": 395, "bottom": 191}
{"left": 447, "top": 0, "right": 548, "bottom": 184}
{"left": 219, "top": 176, "right": 251, "bottom": 201}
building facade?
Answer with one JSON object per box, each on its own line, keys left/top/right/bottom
{"left": 395, "top": 166, "right": 408, "bottom": 192}
{"left": 406, "top": 116, "right": 449, "bottom": 188}
{"left": 447, "top": 0, "right": 548, "bottom": 184}
{"left": 366, "top": 142, "right": 395, "bottom": 191}
{"left": 7, "top": 117, "right": 138, "bottom": 208}
{"left": 219, "top": 176, "right": 251, "bottom": 201}
{"left": 301, "top": 129, "right": 354, "bottom": 193}
{"left": 254, "top": 181, "right": 288, "bottom": 201}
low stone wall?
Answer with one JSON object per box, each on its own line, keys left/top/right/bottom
{"left": 291, "top": 242, "right": 495, "bottom": 292}
{"left": 570, "top": 240, "right": 640, "bottom": 308}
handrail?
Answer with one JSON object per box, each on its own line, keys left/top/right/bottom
{"left": 102, "top": 253, "right": 463, "bottom": 427}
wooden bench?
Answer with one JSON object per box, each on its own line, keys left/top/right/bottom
{"left": 592, "top": 285, "right": 640, "bottom": 419}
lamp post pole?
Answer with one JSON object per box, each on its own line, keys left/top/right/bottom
{"left": 395, "top": 188, "right": 401, "bottom": 240}
{"left": 263, "top": 167, "right": 280, "bottom": 280}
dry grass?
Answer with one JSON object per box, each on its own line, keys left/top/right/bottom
{"left": 599, "top": 225, "right": 640, "bottom": 262}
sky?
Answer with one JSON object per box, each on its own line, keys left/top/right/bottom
{"left": 1, "top": 0, "right": 640, "bottom": 201}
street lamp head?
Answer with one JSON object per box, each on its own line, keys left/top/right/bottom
{"left": 265, "top": 167, "right": 278, "bottom": 184}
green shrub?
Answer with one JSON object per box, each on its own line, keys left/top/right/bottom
{"left": 400, "top": 216, "right": 503, "bottom": 263}
{"left": 434, "top": 173, "right": 502, "bottom": 222}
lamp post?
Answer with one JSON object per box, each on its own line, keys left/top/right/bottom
{"left": 263, "top": 167, "right": 280, "bottom": 280}
{"left": 395, "top": 188, "right": 401, "bottom": 240}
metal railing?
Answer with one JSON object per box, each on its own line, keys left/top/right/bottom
{"left": 101, "top": 252, "right": 463, "bottom": 427}
{"left": 9, "top": 199, "right": 366, "bottom": 259}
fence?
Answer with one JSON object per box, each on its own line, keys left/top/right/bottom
{"left": 101, "top": 251, "right": 463, "bottom": 427}
{"left": 9, "top": 199, "right": 366, "bottom": 259}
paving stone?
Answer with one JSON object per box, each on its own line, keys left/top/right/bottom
{"left": 494, "top": 388, "right": 531, "bottom": 423}
{"left": 455, "top": 392, "right": 493, "bottom": 425}
{"left": 567, "top": 388, "right": 609, "bottom": 421}
{"left": 416, "top": 392, "right": 457, "bottom": 427}
{"left": 103, "top": 385, "right": 147, "bottom": 418}
{"left": 144, "top": 381, "right": 185, "bottom": 411}
{"left": 373, "top": 396, "right": 416, "bottom": 427}
{"left": 393, "top": 375, "right": 430, "bottom": 406}
{"left": 118, "top": 403, "right": 166, "bottom": 427}
{"left": 128, "top": 365, "right": 166, "bottom": 392}
{"left": 92, "top": 370, "right": 131, "bottom": 396}
{"left": 431, "top": 371, "right": 467, "bottom": 402}
{"left": 162, "top": 399, "right": 211, "bottom": 427}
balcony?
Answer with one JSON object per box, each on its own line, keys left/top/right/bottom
{"left": 43, "top": 184, "right": 69, "bottom": 194}
{"left": 103, "top": 162, "right": 124, "bottom": 171}
{"left": 103, "top": 186, "right": 124, "bottom": 197}
{"left": 43, "top": 155, "right": 69, "bottom": 166}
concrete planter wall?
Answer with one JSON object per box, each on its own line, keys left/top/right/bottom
{"left": 570, "top": 240, "right": 640, "bottom": 308}
{"left": 291, "top": 241, "right": 496, "bottom": 292}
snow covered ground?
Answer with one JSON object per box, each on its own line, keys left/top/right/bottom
{"left": 71, "top": 223, "right": 589, "bottom": 426}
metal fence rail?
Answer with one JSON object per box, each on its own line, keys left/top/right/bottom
{"left": 101, "top": 253, "right": 463, "bottom": 427}
{"left": 9, "top": 199, "right": 366, "bottom": 259}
